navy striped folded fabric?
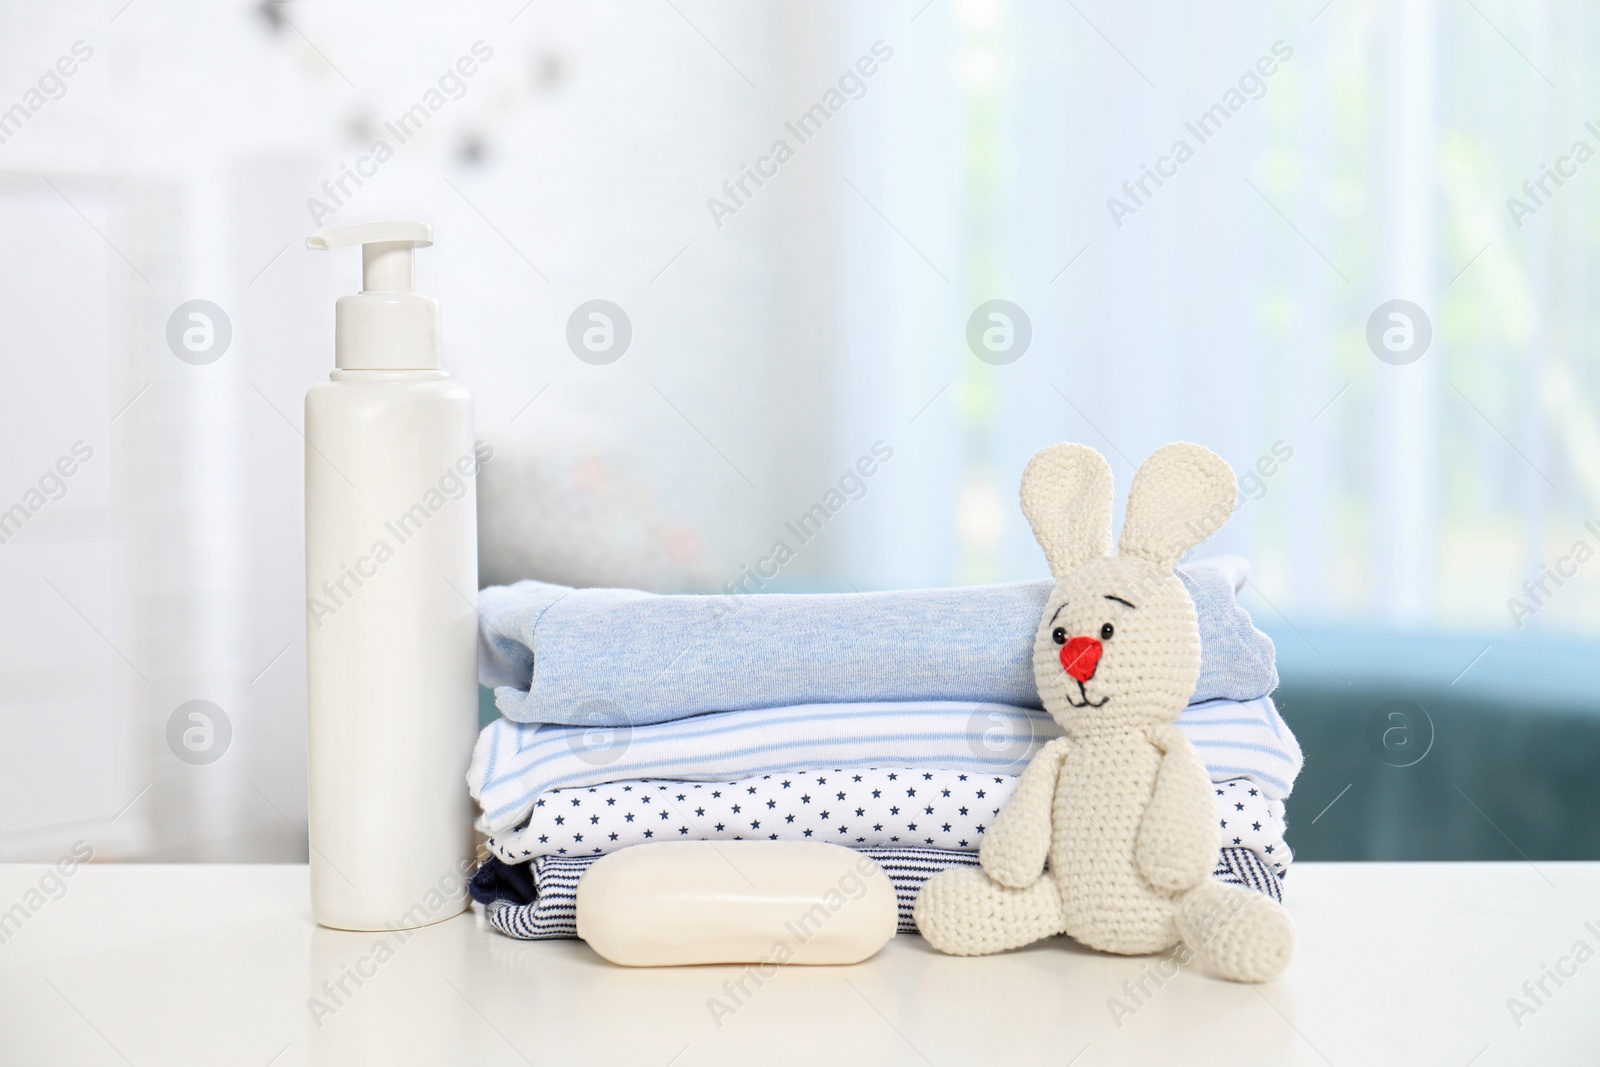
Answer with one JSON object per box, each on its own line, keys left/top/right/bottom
{"left": 470, "top": 846, "right": 1283, "bottom": 942}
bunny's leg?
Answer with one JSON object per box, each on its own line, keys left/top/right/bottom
{"left": 913, "top": 866, "right": 1065, "bottom": 956}
{"left": 1174, "top": 879, "right": 1294, "bottom": 983}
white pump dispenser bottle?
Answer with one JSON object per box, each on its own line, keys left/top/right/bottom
{"left": 304, "top": 221, "right": 479, "bottom": 931}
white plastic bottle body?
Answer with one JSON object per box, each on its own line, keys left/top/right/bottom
{"left": 305, "top": 370, "right": 478, "bottom": 931}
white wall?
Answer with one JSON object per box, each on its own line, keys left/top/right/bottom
{"left": 2, "top": 0, "right": 1597, "bottom": 862}
{"left": 0, "top": 0, "right": 849, "bottom": 861}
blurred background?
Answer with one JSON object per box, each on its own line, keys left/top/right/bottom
{"left": 2, "top": 0, "right": 1597, "bottom": 865}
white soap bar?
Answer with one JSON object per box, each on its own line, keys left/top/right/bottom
{"left": 576, "top": 841, "right": 897, "bottom": 967}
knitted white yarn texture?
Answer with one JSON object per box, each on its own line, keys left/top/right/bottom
{"left": 914, "top": 442, "right": 1296, "bottom": 983}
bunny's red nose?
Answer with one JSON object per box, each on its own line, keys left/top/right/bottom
{"left": 1059, "top": 637, "right": 1102, "bottom": 682}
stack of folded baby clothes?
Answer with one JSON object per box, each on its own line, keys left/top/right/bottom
{"left": 466, "top": 557, "right": 1301, "bottom": 941}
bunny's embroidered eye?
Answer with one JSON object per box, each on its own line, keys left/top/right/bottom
{"left": 1051, "top": 627, "right": 1067, "bottom": 645}
{"left": 1100, "top": 623, "right": 1114, "bottom": 640}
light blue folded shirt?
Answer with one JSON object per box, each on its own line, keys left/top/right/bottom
{"left": 469, "top": 694, "right": 1303, "bottom": 841}
{"left": 479, "top": 556, "right": 1278, "bottom": 727}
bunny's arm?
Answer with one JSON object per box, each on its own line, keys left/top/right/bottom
{"left": 979, "top": 737, "right": 1073, "bottom": 888}
{"left": 1134, "top": 724, "right": 1219, "bottom": 892}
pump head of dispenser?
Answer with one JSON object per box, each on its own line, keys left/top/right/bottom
{"left": 307, "top": 220, "right": 440, "bottom": 371}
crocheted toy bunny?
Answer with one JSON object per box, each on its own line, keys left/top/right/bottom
{"left": 914, "top": 442, "right": 1294, "bottom": 982}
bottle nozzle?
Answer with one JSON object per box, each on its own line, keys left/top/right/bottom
{"left": 307, "top": 221, "right": 434, "bottom": 292}
{"left": 362, "top": 241, "right": 415, "bottom": 292}
{"left": 306, "top": 221, "right": 440, "bottom": 371}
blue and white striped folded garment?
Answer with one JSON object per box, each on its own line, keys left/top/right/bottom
{"left": 468, "top": 696, "right": 1303, "bottom": 841}
{"left": 483, "top": 768, "right": 1291, "bottom": 877}
{"left": 471, "top": 846, "right": 1285, "bottom": 942}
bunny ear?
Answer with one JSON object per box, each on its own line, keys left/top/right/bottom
{"left": 1117, "top": 442, "right": 1237, "bottom": 568}
{"left": 1019, "top": 444, "right": 1115, "bottom": 580}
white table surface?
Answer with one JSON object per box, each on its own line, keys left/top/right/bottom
{"left": 0, "top": 861, "right": 1595, "bottom": 1066}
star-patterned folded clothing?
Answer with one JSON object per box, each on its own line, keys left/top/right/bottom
{"left": 469, "top": 845, "right": 1285, "bottom": 942}
{"left": 483, "top": 766, "right": 1291, "bottom": 877}
{"left": 469, "top": 695, "right": 1300, "bottom": 841}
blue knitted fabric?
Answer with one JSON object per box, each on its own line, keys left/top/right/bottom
{"left": 478, "top": 556, "right": 1277, "bottom": 727}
